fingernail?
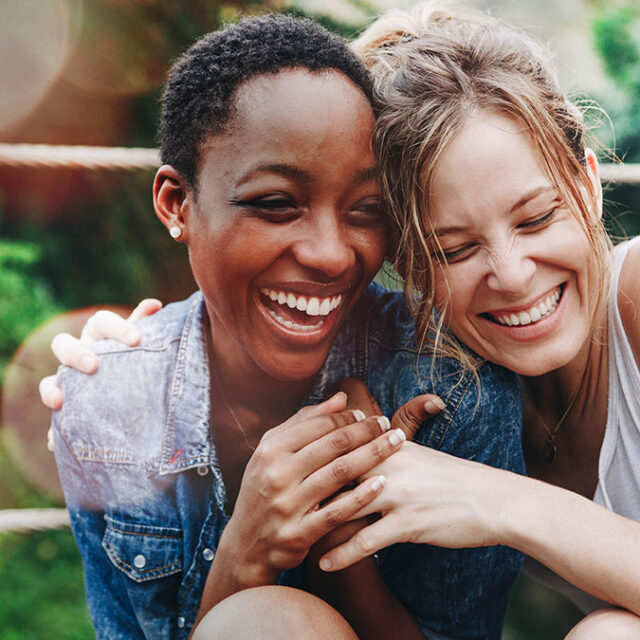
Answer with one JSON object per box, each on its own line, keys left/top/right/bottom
{"left": 336, "top": 391, "right": 348, "bottom": 402}
{"left": 388, "top": 428, "right": 406, "bottom": 446}
{"left": 80, "top": 355, "right": 96, "bottom": 372}
{"left": 370, "top": 475, "right": 386, "bottom": 492}
{"left": 377, "top": 415, "right": 391, "bottom": 432}
{"left": 353, "top": 409, "right": 366, "bottom": 422}
{"left": 425, "top": 398, "right": 446, "bottom": 413}
{"left": 319, "top": 557, "right": 332, "bottom": 571}
{"left": 126, "top": 329, "right": 140, "bottom": 345}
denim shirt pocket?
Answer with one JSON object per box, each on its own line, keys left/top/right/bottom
{"left": 102, "top": 515, "right": 183, "bottom": 583}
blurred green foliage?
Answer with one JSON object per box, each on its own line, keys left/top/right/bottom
{"left": 0, "top": 239, "right": 59, "bottom": 373}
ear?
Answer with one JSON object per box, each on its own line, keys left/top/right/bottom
{"left": 153, "top": 165, "right": 193, "bottom": 242}
{"left": 584, "top": 148, "right": 603, "bottom": 220}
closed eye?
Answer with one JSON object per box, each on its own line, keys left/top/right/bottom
{"left": 439, "top": 243, "right": 478, "bottom": 264}
{"left": 231, "top": 196, "right": 298, "bottom": 222}
{"left": 519, "top": 207, "right": 557, "bottom": 230}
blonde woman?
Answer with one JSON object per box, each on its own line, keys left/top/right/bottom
{"left": 313, "top": 5, "right": 640, "bottom": 638}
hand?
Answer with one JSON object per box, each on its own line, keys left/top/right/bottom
{"left": 318, "top": 443, "right": 507, "bottom": 572}
{"left": 39, "top": 299, "right": 163, "bottom": 411}
{"left": 208, "top": 392, "right": 407, "bottom": 594}
{"left": 339, "top": 377, "right": 445, "bottom": 441}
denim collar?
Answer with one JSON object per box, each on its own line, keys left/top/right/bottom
{"left": 159, "top": 294, "right": 212, "bottom": 475}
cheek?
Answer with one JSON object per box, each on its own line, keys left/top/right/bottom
{"left": 356, "top": 228, "right": 387, "bottom": 274}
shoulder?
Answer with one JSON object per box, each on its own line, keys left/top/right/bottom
{"left": 54, "top": 293, "right": 202, "bottom": 460}
{"left": 616, "top": 239, "right": 640, "bottom": 362}
{"left": 360, "top": 281, "right": 419, "bottom": 350}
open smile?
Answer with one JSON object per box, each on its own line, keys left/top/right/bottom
{"left": 483, "top": 284, "right": 565, "bottom": 327}
{"left": 259, "top": 287, "right": 344, "bottom": 333}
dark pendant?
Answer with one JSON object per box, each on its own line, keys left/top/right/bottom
{"left": 543, "top": 441, "right": 557, "bottom": 464}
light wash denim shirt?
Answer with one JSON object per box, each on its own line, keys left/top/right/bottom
{"left": 52, "top": 283, "right": 524, "bottom": 640}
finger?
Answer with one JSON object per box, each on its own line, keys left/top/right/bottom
{"left": 300, "top": 428, "right": 406, "bottom": 504}
{"left": 287, "top": 391, "right": 348, "bottom": 425}
{"left": 81, "top": 310, "right": 140, "bottom": 346}
{"left": 296, "top": 414, "right": 391, "bottom": 476}
{"left": 339, "top": 378, "right": 382, "bottom": 416}
{"left": 392, "top": 394, "right": 445, "bottom": 441}
{"left": 47, "top": 427, "right": 55, "bottom": 452}
{"left": 318, "top": 513, "right": 402, "bottom": 572}
{"left": 51, "top": 333, "right": 98, "bottom": 374}
{"left": 128, "top": 298, "right": 163, "bottom": 322}
{"left": 308, "top": 475, "right": 386, "bottom": 542}
{"left": 267, "top": 408, "right": 359, "bottom": 453}
{"left": 39, "top": 375, "right": 63, "bottom": 410}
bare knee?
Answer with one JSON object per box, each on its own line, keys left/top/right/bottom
{"left": 565, "top": 608, "right": 640, "bottom": 640}
{"left": 191, "top": 585, "right": 358, "bottom": 640}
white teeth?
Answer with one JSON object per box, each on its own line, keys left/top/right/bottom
{"left": 260, "top": 288, "right": 345, "bottom": 319}
{"left": 266, "top": 309, "right": 323, "bottom": 332}
{"left": 518, "top": 311, "right": 531, "bottom": 326}
{"left": 494, "top": 286, "right": 562, "bottom": 327}
{"left": 319, "top": 298, "right": 331, "bottom": 315}
{"left": 307, "top": 298, "right": 320, "bottom": 316}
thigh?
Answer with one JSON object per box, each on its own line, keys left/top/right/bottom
{"left": 192, "top": 585, "right": 359, "bottom": 640}
{"left": 565, "top": 608, "right": 640, "bottom": 640}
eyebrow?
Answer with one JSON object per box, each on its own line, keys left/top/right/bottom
{"left": 237, "top": 163, "right": 312, "bottom": 185}
{"left": 433, "top": 185, "right": 558, "bottom": 237}
{"left": 508, "top": 185, "right": 557, "bottom": 214}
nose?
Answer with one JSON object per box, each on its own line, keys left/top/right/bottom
{"left": 485, "top": 242, "right": 536, "bottom": 294}
{"left": 291, "top": 212, "right": 356, "bottom": 278}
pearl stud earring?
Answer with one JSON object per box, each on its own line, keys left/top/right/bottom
{"left": 169, "top": 225, "right": 182, "bottom": 239}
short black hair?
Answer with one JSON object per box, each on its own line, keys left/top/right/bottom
{"left": 159, "top": 13, "right": 374, "bottom": 188}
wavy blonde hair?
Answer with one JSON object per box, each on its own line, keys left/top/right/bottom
{"left": 353, "top": 2, "right": 611, "bottom": 371}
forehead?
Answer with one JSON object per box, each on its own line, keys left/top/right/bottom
{"left": 429, "top": 111, "right": 552, "bottom": 216}
{"left": 199, "top": 69, "right": 376, "bottom": 183}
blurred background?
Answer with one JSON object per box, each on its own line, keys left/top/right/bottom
{"left": 0, "top": 0, "right": 638, "bottom": 637}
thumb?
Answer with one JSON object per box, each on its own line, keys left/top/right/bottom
{"left": 391, "top": 395, "right": 445, "bottom": 441}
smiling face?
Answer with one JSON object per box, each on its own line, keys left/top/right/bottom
{"left": 428, "top": 111, "right": 601, "bottom": 376}
{"left": 182, "top": 69, "right": 385, "bottom": 384}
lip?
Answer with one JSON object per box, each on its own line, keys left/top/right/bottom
{"left": 478, "top": 283, "right": 567, "bottom": 342}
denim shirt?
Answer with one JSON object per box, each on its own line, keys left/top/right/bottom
{"left": 52, "top": 283, "right": 524, "bottom": 640}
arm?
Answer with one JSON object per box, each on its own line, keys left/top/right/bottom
{"left": 320, "top": 432, "right": 640, "bottom": 617}
{"left": 193, "top": 392, "right": 408, "bottom": 628}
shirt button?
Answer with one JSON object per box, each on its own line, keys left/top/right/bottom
{"left": 133, "top": 554, "right": 146, "bottom": 569}
{"left": 197, "top": 465, "right": 208, "bottom": 476}
{"left": 203, "top": 548, "right": 214, "bottom": 562}
{"left": 177, "top": 616, "right": 185, "bottom": 629}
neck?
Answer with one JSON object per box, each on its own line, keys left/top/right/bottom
{"left": 521, "top": 306, "right": 609, "bottom": 492}
{"left": 207, "top": 331, "right": 314, "bottom": 443}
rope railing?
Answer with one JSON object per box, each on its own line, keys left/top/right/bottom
{"left": 0, "top": 508, "right": 70, "bottom": 534}
{"left": 0, "top": 143, "right": 160, "bottom": 171}
{"left": 0, "top": 143, "right": 639, "bottom": 183}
